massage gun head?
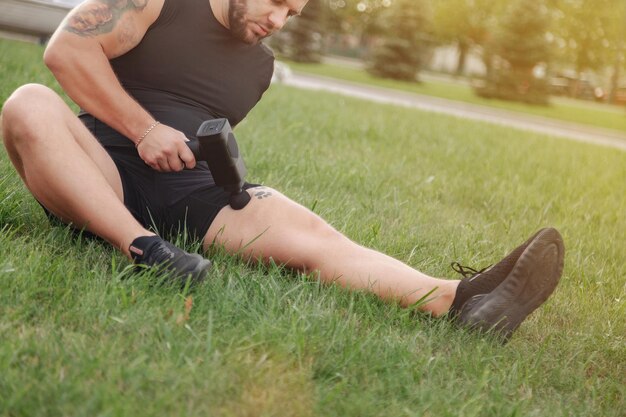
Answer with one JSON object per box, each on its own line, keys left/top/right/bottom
{"left": 192, "top": 118, "right": 247, "bottom": 193}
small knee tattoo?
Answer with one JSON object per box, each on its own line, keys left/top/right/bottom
{"left": 254, "top": 188, "right": 273, "bottom": 200}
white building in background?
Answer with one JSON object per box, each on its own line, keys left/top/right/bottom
{"left": 0, "top": 0, "right": 83, "bottom": 42}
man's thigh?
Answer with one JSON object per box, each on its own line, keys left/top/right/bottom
{"left": 76, "top": 114, "right": 125, "bottom": 200}
{"left": 3, "top": 84, "right": 124, "bottom": 200}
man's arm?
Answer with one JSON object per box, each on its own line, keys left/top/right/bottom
{"left": 44, "top": 0, "right": 195, "bottom": 171}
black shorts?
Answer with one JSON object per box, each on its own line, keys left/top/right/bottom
{"left": 79, "top": 115, "right": 260, "bottom": 241}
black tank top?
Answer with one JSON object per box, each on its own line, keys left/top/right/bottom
{"left": 102, "top": 0, "right": 274, "bottom": 141}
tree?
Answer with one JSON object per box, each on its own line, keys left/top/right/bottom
{"left": 552, "top": 0, "right": 614, "bottom": 74}
{"left": 548, "top": 0, "right": 625, "bottom": 103}
{"left": 602, "top": 0, "right": 626, "bottom": 104}
{"left": 270, "top": 0, "right": 325, "bottom": 63}
{"left": 366, "top": 0, "right": 433, "bottom": 82}
{"left": 476, "top": 0, "right": 552, "bottom": 104}
{"left": 322, "top": 0, "right": 392, "bottom": 58}
{"left": 325, "top": 0, "right": 391, "bottom": 35}
{"left": 432, "top": 0, "right": 505, "bottom": 76}
{"left": 602, "top": 0, "right": 626, "bottom": 103}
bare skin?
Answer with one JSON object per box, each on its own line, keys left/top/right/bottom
{"left": 206, "top": 188, "right": 458, "bottom": 313}
{"left": 1, "top": 84, "right": 151, "bottom": 256}
{"left": 0, "top": 0, "right": 459, "bottom": 315}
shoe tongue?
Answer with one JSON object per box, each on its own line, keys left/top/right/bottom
{"left": 450, "top": 276, "right": 483, "bottom": 315}
{"left": 129, "top": 236, "right": 162, "bottom": 262}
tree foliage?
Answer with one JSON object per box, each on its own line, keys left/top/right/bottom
{"left": 551, "top": 0, "right": 618, "bottom": 73}
{"left": 325, "top": 0, "right": 391, "bottom": 36}
{"left": 366, "top": 0, "right": 432, "bottom": 82}
{"left": 550, "top": 0, "right": 626, "bottom": 103}
{"left": 432, "top": 0, "right": 505, "bottom": 75}
{"left": 270, "top": 0, "right": 325, "bottom": 63}
{"left": 276, "top": 0, "right": 625, "bottom": 106}
{"left": 476, "top": 0, "right": 552, "bottom": 104}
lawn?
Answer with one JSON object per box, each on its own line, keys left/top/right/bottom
{"left": 1, "top": 38, "right": 625, "bottom": 416}
{"left": 286, "top": 61, "right": 626, "bottom": 134}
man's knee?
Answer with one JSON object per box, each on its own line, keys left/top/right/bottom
{"left": 292, "top": 209, "right": 348, "bottom": 270}
{"left": 303, "top": 211, "right": 341, "bottom": 241}
{"left": 2, "top": 84, "right": 61, "bottom": 129}
{"left": 2, "top": 84, "right": 64, "bottom": 144}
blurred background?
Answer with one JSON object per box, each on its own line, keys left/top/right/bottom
{"left": 1, "top": 0, "right": 625, "bottom": 107}
{"left": 271, "top": 0, "right": 626, "bottom": 107}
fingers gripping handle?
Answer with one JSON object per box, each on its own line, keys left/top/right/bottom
{"left": 186, "top": 139, "right": 201, "bottom": 160}
{"left": 188, "top": 118, "right": 251, "bottom": 210}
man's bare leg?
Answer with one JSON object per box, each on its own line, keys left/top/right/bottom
{"left": 205, "top": 187, "right": 459, "bottom": 316}
{"left": 1, "top": 84, "right": 152, "bottom": 256}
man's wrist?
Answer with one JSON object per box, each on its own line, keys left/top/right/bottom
{"left": 135, "top": 121, "right": 160, "bottom": 148}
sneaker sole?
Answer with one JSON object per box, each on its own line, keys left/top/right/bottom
{"left": 459, "top": 227, "right": 564, "bottom": 341}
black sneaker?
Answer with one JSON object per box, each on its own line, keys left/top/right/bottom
{"left": 129, "top": 235, "right": 212, "bottom": 285}
{"left": 449, "top": 228, "right": 546, "bottom": 317}
{"left": 457, "top": 227, "right": 564, "bottom": 342}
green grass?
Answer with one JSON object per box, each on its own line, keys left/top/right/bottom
{"left": 0, "top": 38, "right": 67, "bottom": 106}
{"left": 1, "top": 37, "right": 625, "bottom": 416}
{"left": 287, "top": 61, "right": 626, "bottom": 134}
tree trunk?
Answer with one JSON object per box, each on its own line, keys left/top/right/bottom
{"left": 608, "top": 57, "right": 621, "bottom": 104}
{"left": 482, "top": 48, "right": 493, "bottom": 80}
{"left": 608, "top": 26, "right": 624, "bottom": 104}
{"left": 456, "top": 40, "right": 469, "bottom": 76}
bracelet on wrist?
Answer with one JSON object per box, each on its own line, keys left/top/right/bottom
{"left": 136, "top": 121, "right": 160, "bottom": 148}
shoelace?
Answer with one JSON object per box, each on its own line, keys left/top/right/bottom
{"left": 451, "top": 262, "right": 491, "bottom": 279}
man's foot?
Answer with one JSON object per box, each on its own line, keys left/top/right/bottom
{"left": 449, "top": 228, "right": 546, "bottom": 317}
{"left": 129, "top": 235, "right": 212, "bottom": 285}
{"left": 456, "top": 228, "right": 564, "bottom": 342}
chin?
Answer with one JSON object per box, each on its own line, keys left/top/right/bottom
{"left": 242, "top": 29, "right": 262, "bottom": 45}
{"left": 242, "top": 35, "right": 260, "bottom": 45}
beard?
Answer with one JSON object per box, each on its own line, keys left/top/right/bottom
{"left": 228, "top": 0, "right": 257, "bottom": 44}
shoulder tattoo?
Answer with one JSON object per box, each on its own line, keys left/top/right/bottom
{"left": 64, "top": 0, "right": 149, "bottom": 37}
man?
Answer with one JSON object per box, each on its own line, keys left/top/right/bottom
{"left": 0, "top": 0, "right": 564, "bottom": 341}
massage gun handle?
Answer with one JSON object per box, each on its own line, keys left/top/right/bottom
{"left": 186, "top": 139, "right": 201, "bottom": 161}
{"left": 186, "top": 140, "right": 246, "bottom": 190}
{"left": 187, "top": 119, "right": 250, "bottom": 210}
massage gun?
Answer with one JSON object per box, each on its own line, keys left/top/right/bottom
{"left": 187, "top": 118, "right": 251, "bottom": 210}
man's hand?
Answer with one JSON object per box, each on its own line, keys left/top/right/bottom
{"left": 136, "top": 124, "right": 196, "bottom": 172}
